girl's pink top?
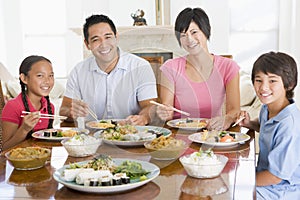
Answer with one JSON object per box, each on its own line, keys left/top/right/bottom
{"left": 2, "top": 93, "right": 55, "bottom": 132}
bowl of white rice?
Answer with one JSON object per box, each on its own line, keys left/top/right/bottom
{"left": 61, "top": 134, "right": 102, "bottom": 157}
{"left": 179, "top": 149, "right": 228, "bottom": 178}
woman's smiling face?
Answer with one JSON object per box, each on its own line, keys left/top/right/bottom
{"left": 179, "top": 21, "right": 208, "bottom": 54}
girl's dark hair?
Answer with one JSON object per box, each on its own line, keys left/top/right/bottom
{"left": 175, "top": 7, "right": 211, "bottom": 46}
{"left": 83, "top": 14, "right": 117, "bottom": 42}
{"left": 252, "top": 51, "right": 298, "bottom": 99}
{"left": 19, "top": 55, "right": 54, "bottom": 137}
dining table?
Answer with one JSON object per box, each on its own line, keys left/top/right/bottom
{"left": 0, "top": 121, "right": 256, "bottom": 200}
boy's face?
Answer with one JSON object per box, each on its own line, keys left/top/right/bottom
{"left": 253, "top": 71, "right": 287, "bottom": 105}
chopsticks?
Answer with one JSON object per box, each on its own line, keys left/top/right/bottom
{"left": 87, "top": 107, "right": 98, "bottom": 121}
{"left": 232, "top": 106, "right": 253, "bottom": 127}
{"left": 150, "top": 100, "right": 190, "bottom": 116}
{"left": 231, "top": 116, "right": 245, "bottom": 127}
{"left": 21, "top": 111, "right": 67, "bottom": 120}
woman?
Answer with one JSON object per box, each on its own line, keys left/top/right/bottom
{"left": 156, "top": 7, "right": 240, "bottom": 130}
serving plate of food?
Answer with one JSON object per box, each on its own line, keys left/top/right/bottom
{"left": 167, "top": 118, "right": 208, "bottom": 130}
{"left": 32, "top": 127, "right": 89, "bottom": 141}
{"left": 53, "top": 155, "right": 160, "bottom": 193}
{"left": 188, "top": 130, "right": 251, "bottom": 147}
{"left": 86, "top": 119, "right": 125, "bottom": 130}
{"left": 94, "top": 125, "right": 172, "bottom": 146}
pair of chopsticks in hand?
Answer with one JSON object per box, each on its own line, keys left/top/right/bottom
{"left": 75, "top": 99, "right": 98, "bottom": 121}
{"left": 21, "top": 111, "right": 67, "bottom": 120}
{"left": 232, "top": 106, "right": 253, "bottom": 127}
{"left": 150, "top": 100, "right": 190, "bottom": 116}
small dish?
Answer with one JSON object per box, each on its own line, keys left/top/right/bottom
{"left": 144, "top": 136, "right": 188, "bottom": 160}
{"left": 5, "top": 147, "right": 51, "bottom": 170}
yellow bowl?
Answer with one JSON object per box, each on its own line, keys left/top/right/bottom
{"left": 144, "top": 140, "right": 188, "bottom": 160}
{"left": 5, "top": 147, "right": 51, "bottom": 170}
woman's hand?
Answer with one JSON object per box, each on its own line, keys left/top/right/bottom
{"left": 207, "top": 115, "right": 234, "bottom": 131}
{"left": 156, "top": 105, "right": 174, "bottom": 121}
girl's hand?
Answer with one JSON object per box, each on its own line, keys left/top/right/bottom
{"left": 21, "top": 111, "right": 40, "bottom": 132}
{"left": 156, "top": 105, "right": 173, "bottom": 121}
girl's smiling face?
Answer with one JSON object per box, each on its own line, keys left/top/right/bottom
{"left": 21, "top": 60, "right": 54, "bottom": 98}
{"left": 253, "top": 71, "right": 287, "bottom": 106}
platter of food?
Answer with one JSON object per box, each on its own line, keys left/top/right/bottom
{"left": 166, "top": 118, "right": 208, "bottom": 130}
{"left": 53, "top": 155, "right": 160, "bottom": 193}
{"left": 188, "top": 130, "right": 251, "bottom": 147}
{"left": 94, "top": 125, "right": 172, "bottom": 146}
{"left": 86, "top": 119, "right": 124, "bottom": 130}
{"left": 32, "top": 127, "right": 89, "bottom": 141}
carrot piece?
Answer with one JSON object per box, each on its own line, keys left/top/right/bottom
{"left": 220, "top": 135, "right": 234, "bottom": 143}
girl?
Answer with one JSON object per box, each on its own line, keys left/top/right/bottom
{"left": 2, "top": 55, "right": 55, "bottom": 150}
{"left": 239, "top": 52, "right": 300, "bottom": 199}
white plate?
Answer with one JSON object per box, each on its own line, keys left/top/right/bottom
{"left": 167, "top": 118, "right": 208, "bottom": 130}
{"left": 94, "top": 126, "right": 172, "bottom": 146}
{"left": 86, "top": 119, "right": 124, "bottom": 130}
{"left": 188, "top": 131, "right": 251, "bottom": 147}
{"left": 32, "top": 127, "right": 89, "bottom": 141}
{"left": 53, "top": 158, "right": 160, "bottom": 193}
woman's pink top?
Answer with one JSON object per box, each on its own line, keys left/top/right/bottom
{"left": 160, "top": 55, "right": 240, "bottom": 119}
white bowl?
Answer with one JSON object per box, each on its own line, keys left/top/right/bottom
{"left": 61, "top": 134, "right": 102, "bottom": 157}
{"left": 179, "top": 154, "right": 228, "bottom": 178}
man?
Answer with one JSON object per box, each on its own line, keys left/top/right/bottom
{"left": 59, "top": 14, "right": 157, "bottom": 125}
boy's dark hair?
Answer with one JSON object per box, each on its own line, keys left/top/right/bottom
{"left": 252, "top": 51, "right": 298, "bottom": 99}
{"left": 174, "top": 7, "right": 211, "bottom": 46}
{"left": 19, "top": 55, "right": 54, "bottom": 136}
{"left": 83, "top": 14, "right": 117, "bottom": 42}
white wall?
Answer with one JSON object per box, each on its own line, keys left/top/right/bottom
{"left": 278, "top": 0, "right": 300, "bottom": 107}
{"left": 0, "top": 0, "right": 23, "bottom": 76}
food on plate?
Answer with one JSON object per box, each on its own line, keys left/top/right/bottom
{"left": 87, "top": 120, "right": 117, "bottom": 129}
{"left": 5, "top": 147, "right": 51, "bottom": 170}
{"left": 43, "top": 128, "right": 78, "bottom": 137}
{"left": 179, "top": 149, "right": 228, "bottom": 178}
{"left": 175, "top": 118, "right": 207, "bottom": 128}
{"left": 61, "top": 134, "right": 102, "bottom": 157}
{"left": 60, "top": 155, "right": 149, "bottom": 187}
{"left": 100, "top": 125, "right": 163, "bottom": 141}
{"left": 201, "top": 130, "right": 236, "bottom": 143}
{"left": 146, "top": 135, "right": 185, "bottom": 149}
